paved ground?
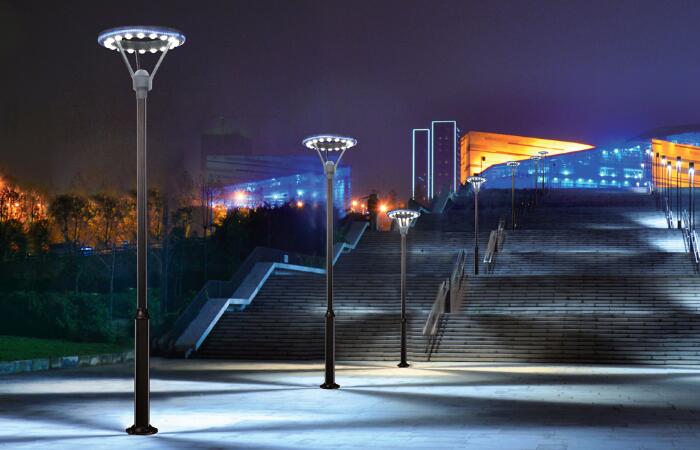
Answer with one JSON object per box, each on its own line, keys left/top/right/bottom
{"left": 1, "top": 359, "right": 700, "bottom": 449}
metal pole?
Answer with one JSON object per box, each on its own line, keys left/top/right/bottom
{"left": 321, "top": 162, "right": 339, "bottom": 389}
{"left": 677, "top": 159, "right": 682, "bottom": 229}
{"left": 127, "top": 70, "right": 157, "bottom": 436}
{"left": 541, "top": 156, "right": 545, "bottom": 193}
{"left": 691, "top": 163, "right": 695, "bottom": 231}
{"left": 474, "top": 190, "right": 479, "bottom": 275}
{"left": 511, "top": 168, "right": 516, "bottom": 230}
{"left": 398, "top": 231, "right": 409, "bottom": 368}
{"left": 533, "top": 160, "right": 537, "bottom": 206}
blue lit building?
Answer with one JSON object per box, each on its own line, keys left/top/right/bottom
{"left": 217, "top": 165, "right": 351, "bottom": 215}
{"left": 480, "top": 126, "right": 700, "bottom": 190}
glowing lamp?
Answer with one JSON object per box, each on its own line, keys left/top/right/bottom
{"left": 98, "top": 26, "right": 185, "bottom": 52}
{"left": 387, "top": 209, "right": 420, "bottom": 236}
{"left": 467, "top": 175, "right": 486, "bottom": 193}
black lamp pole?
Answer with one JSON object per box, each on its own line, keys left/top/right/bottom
{"left": 677, "top": 157, "right": 682, "bottom": 229}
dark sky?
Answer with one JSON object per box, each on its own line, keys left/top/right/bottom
{"left": 2, "top": 0, "right": 700, "bottom": 197}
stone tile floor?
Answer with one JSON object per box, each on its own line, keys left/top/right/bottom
{"left": 1, "top": 359, "right": 699, "bottom": 449}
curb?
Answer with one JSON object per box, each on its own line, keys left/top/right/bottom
{"left": 0, "top": 350, "right": 134, "bottom": 376}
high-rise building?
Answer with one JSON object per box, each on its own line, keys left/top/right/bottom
{"left": 411, "top": 120, "right": 459, "bottom": 201}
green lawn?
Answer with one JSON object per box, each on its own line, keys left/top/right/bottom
{"left": 0, "top": 336, "right": 129, "bottom": 362}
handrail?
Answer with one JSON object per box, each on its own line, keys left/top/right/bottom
{"left": 681, "top": 210, "right": 700, "bottom": 271}
{"left": 662, "top": 196, "right": 673, "bottom": 229}
{"left": 449, "top": 249, "right": 467, "bottom": 313}
{"left": 483, "top": 217, "right": 506, "bottom": 273}
{"left": 423, "top": 279, "right": 448, "bottom": 337}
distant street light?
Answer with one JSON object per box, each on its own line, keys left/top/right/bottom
{"left": 387, "top": 209, "right": 420, "bottom": 368}
{"left": 506, "top": 161, "right": 520, "bottom": 230}
{"left": 667, "top": 160, "right": 672, "bottom": 218}
{"left": 538, "top": 151, "right": 548, "bottom": 193}
{"left": 530, "top": 156, "right": 541, "bottom": 205}
{"left": 677, "top": 157, "right": 682, "bottom": 229}
{"left": 467, "top": 176, "right": 486, "bottom": 275}
{"left": 690, "top": 162, "right": 695, "bottom": 231}
{"left": 98, "top": 25, "right": 185, "bottom": 436}
{"left": 303, "top": 134, "right": 357, "bottom": 389}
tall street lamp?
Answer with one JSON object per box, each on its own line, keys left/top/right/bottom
{"left": 467, "top": 176, "right": 486, "bottom": 275}
{"left": 538, "top": 150, "right": 548, "bottom": 193}
{"left": 677, "top": 156, "right": 682, "bottom": 229}
{"left": 690, "top": 162, "right": 695, "bottom": 231}
{"left": 98, "top": 25, "right": 185, "bottom": 436}
{"left": 661, "top": 155, "right": 667, "bottom": 208}
{"left": 387, "top": 209, "right": 420, "bottom": 368}
{"left": 667, "top": 160, "right": 672, "bottom": 218}
{"left": 506, "top": 161, "right": 520, "bottom": 230}
{"left": 530, "top": 156, "right": 541, "bottom": 206}
{"left": 302, "top": 134, "right": 357, "bottom": 389}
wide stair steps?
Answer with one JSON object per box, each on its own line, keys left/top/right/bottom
{"left": 427, "top": 189, "right": 700, "bottom": 365}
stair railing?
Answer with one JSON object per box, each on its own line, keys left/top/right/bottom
{"left": 449, "top": 249, "right": 467, "bottom": 313}
{"left": 423, "top": 279, "right": 449, "bottom": 357}
{"left": 681, "top": 209, "right": 700, "bottom": 271}
{"left": 663, "top": 195, "right": 674, "bottom": 229}
{"left": 483, "top": 218, "right": 506, "bottom": 273}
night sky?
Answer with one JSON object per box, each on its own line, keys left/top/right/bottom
{"left": 2, "top": 0, "right": 700, "bottom": 198}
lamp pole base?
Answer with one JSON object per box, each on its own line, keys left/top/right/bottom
{"left": 320, "top": 382, "right": 340, "bottom": 390}
{"left": 126, "top": 424, "right": 158, "bottom": 435}
{"left": 397, "top": 362, "right": 410, "bottom": 368}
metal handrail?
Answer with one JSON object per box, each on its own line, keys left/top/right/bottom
{"left": 449, "top": 250, "right": 467, "bottom": 313}
{"left": 483, "top": 218, "right": 506, "bottom": 272}
{"left": 663, "top": 196, "right": 673, "bottom": 229}
{"left": 423, "top": 280, "right": 448, "bottom": 337}
{"left": 681, "top": 210, "right": 700, "bottom": 271}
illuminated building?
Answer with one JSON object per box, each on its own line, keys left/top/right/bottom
{"left": 412, "top": 120, "right": 459, "bottom": 201}
{"left": 217, "top": 166, "right": 351, "bottom": 214}
{"left": 459, "top": 131, "right": 593, "bottom": 183}
{"left": 477, "top": 127, "right": 700, "bottom": 189}
{"left": 206, "top": 155, "right": 319, "bottom": 185}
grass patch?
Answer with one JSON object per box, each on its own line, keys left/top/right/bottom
{"left": 0, "top": 335, "right": 129, "bottom": 361}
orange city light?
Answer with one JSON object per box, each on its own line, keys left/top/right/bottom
{"left": 351, "top": 200, "right": 358, "bottom": 207}
{"left": 233, "top": 191, "right": 247, "bottom": 203}
{"left": 296, "top": 200, "right": 304, "bottom": 208}
{"left": 379, "top": 203, "right": 388, "bottom": 213}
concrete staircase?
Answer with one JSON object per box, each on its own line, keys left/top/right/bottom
{"left": 196, "top": 188, "right": 700, "bottom": 365}
{"left": 427, "top": 189, "right": 700, "bottom": 365}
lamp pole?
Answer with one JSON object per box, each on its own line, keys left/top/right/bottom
{"left": 690, "top": 162, "right": 695, "bottom": 231}
{"left": 538, "top": 151, "right": 548, "bottom": 194}
{"left": 98, "top": 26, "right": 185, "bottom": 436}
{"left": 303, "top": 135, "right": 357, "bottom": 389}
{"left": 467, "top": 176, "right": 486, "bottom": 275}
{"left": 530, "top": 156, "right": 541, "bottom": 206}
{"left": 387, "top": 209, "right": 420, "bottom": 368}
{"left": 667, "top": 160, "right": 672, "bottom": 218}
{"left": 506, "top": 161, "right": 520, "bottom": 230}
{"left": 661, "top": 155, "right": 667, "bottom": 209}
{"left": 677, "top": 157, "right": 682, "bottom": 229}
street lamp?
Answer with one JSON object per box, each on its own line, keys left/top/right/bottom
{"left": 467, "top": 176, "right": 486, "bottom": 275}
{"left": 98, "top": 25, "right": 185, "bottom": 436}
{"left": 690, "top": 162, "right": 695, "bottom": 231}
{"left": 387, "top": 209, "right": 420, "bottom": 368}
{"left": 302, "top": 134, "right": 357, "bottom": 389}
{"left": 506, "top": 161, "right": 520, "bottom": 230}
{"left": 538, "top": 151, "right": 548, "bottom": 193}
{"left": 661, "top": 155, "right": 667, "bottom": 208}
{"left": 667, "top": 160, "right": 672, "bottom": 218}
{"left": 677, "top": 157, "right": 682, "bottom": 229}
{"left": 530, "top": 156, "right": 541, "bottom": 205}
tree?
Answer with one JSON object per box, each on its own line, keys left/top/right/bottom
{"left": 49, "top": 194, "right": 93, "bottom": 293}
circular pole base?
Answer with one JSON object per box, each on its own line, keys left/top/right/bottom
{"left": 397, "top": 362, "right": 410, "bottom": 368}
{"left": 320, "top": 382, "right": 340, "bottom": 390}
{"left": 126, "top": 424, "right": 158, "bottom": 435}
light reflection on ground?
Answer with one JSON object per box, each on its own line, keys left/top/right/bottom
{"left": 1, "top": 359, "right": 699, "bottom": 449}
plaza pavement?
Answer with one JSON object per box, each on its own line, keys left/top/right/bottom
{"left": 1, "top": 359, "right": 699, "bottom": 449}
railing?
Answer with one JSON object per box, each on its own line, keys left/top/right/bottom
{"left": 449, "top": 250, "right": 467, "bottom": 313}
{"left": 422, "top": 279, "right": 449, "bottom": 358}
{"left": 662, "top": 195, "right": 674, "bottom": 229}
{"left": 681, "top": 210, "right": 700, "bottom": 272}
{"left": 483, "top": 218, "right": 506, "bottom": 273}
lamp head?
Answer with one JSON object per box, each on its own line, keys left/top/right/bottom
{"left": 467, "top": 176, "right": 486, "bottom": 193}
{"left": 690, "top": 162, "right": 695, "bottom": 175}
{"left": 98, "top": 26, "right": 185, "bottom": 53}
{"left": 506, "top": 161, "right": 520, "bottom": 168}
{"left": 538, "top": 151, "right": 548, "bottom": 156}
{"left": 387, "top": 209, "right": 420, "bottom": 235}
